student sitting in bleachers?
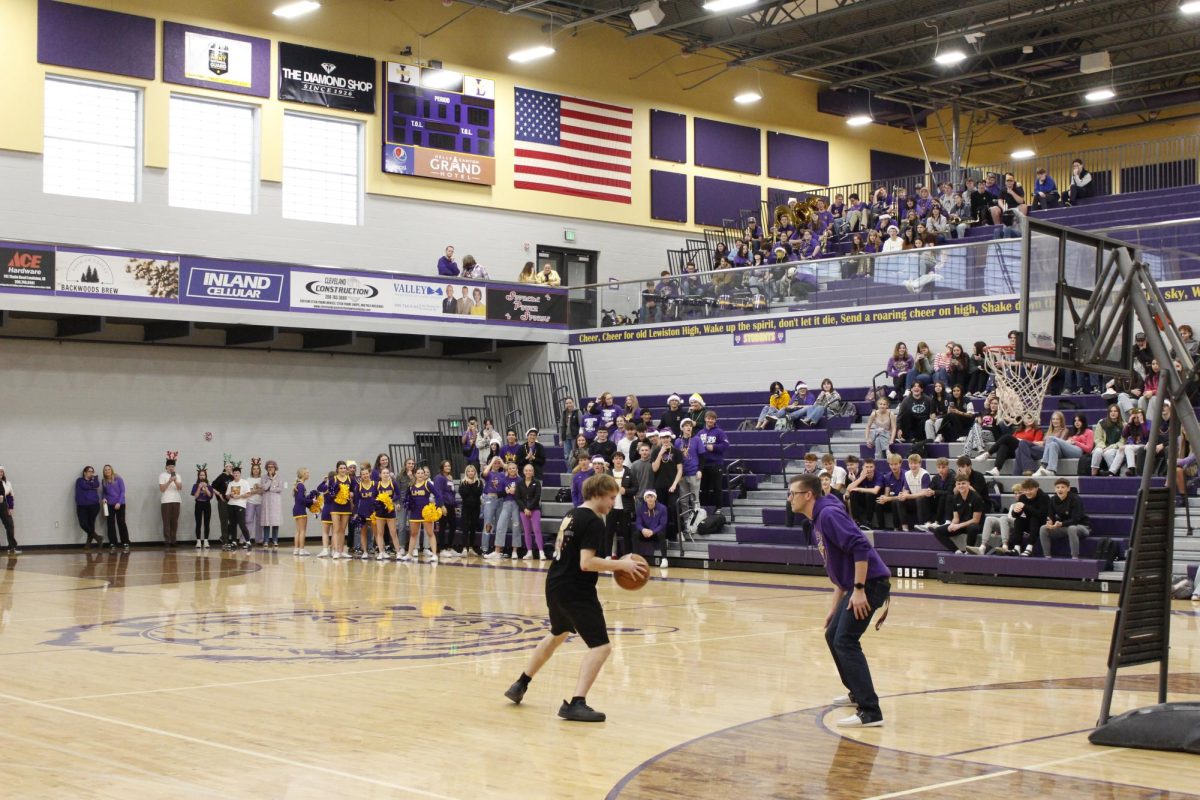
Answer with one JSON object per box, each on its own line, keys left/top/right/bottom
{"left": 865, "top": 397, "right": 897, "bottom": 459}
{"left": 821, "top": 453, "right": 847, "bottom": 493}
{"left": 896, "top": 382, "right": 932, "bottom": 444}
{"left": 926, "top": 457, "right": 954, "bottom": 525}
{"left": 999, "top": 478, "right": 1050, "bottom": 556}
{"left": 1039, "top": 479, "right": 1090, "bottom": 559}
{"left": 979, "top": 486, "right": 1019, "bottom": 555}
{"left": 939, "top": 384, "right": 977, "bottom": 443}
{"left": 931, "top": 475, "right": 985, "bottom": 553}
{"left": 876, "top": 454, "right": 910, "bottom": 531}
{"left": 1136, "top": 401, "right": 1173, "bottom": 476}
{"left": 1031, "top": 167, "right": 1060, "bottom": 211}
{"left": 1121, "top": 407, "right": 1151, "bottom": 477}
{"left": 754, "top": 381, "right": 791, "bottom": 430}
{"left": 906, "top": 341, "right": 935, "bottom": 391}
{"left": 799, "top": 452, "right": 820, "bottom": 476}
{"left": 1034, "top": 413, "right": 1093, "bottom": 477}
{"left": 899, "top": 452, "right": 933, "bottom": 528}
{"left": 1091, "top": 404, "right": 1126, "bottom": 476}
{"left": 1015, "top": 410, "right": 1068, "bottom": 476}
{"left": 846, "top": 458, "right": 883, "bottom": 530}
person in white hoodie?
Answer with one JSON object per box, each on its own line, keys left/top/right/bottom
{"left": 881, "top": 225, "right": 904, "bottom": 253}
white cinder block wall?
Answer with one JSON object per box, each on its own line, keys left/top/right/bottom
{"left": 3, "top": 338, "right": 494, "bottom": 547}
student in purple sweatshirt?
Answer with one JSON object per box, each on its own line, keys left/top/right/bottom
{"left": 101, "top": 464, "right": 130, "bottom": 551}
{"left": 499, "top": 429, "right": 522, "bottom": 467}
{"left": 633, "top": 489, "right": 669, "bottom": 568}
{"left": 698, "top": 411, "right": 730, "bottom": 507}
{"left": 676, "top": 418, "right": 703, "bottom": 501}
{"left": 570, "top": 454, "right": 593, "bottom": 508}
{"left": 75, "top": 465, "right": 103, "bottom": 548}
{"left": 789, "top": 473, "right": 891, "bottom": 728}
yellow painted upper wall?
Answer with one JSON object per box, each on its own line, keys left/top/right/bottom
{"left": 3, "top": 0, "right": 1196, "bottom": 233}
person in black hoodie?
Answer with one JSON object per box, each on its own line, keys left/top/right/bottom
{"left": 559, "top": 399, "right": 581, "bottom": 463}
{"left": 659, "top": 394, "right": 686, "bottom": 438}
{"left": 588, "top": 428, "right": 617, "bottom": 466}
{"left": 519, "top": 428, "right": 547, "bottom": 479}
{"left": 1038, "top": 478, "right": 1091, "bottom": 559}
{"left": 896, "top": 382, "right": 931, "bottom": 443}
{"left": 1003, "top": 478, "right": 1050, "bottom": 556}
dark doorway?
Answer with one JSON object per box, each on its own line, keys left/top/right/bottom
{"left": 537, "top": 245, "right": 599, "bottom": 328}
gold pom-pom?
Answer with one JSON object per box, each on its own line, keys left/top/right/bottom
{"left": 379, "top": 491, "right": 394, "bottom": 513}
{"left": 421, "top": 503, "right": 444, "bottom": 523}
{"left": 334, "top": 483, "right": 351, "bottom": 505}
{"left": 308, "top": 495, "right": 323, "bottom": 514}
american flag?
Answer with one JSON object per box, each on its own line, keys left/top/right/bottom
{"left": 514, "top": 87, "right": 633, "bottom": 204}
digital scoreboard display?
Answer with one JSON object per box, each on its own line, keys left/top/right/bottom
{"left": 382, "top": 63, "right": 496, "bottom": 185}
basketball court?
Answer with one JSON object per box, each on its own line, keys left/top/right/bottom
{"left": 3, "top": 551, "right": 1200, "bottom": 798}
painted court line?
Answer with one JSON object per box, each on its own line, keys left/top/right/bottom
{"left": 860, "top": 747, "right": 1112, "bottom": 799}
{"left": 0, "top": 690, "right": 461, "bottom": 800}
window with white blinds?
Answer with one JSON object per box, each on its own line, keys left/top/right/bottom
{"left": 169, "top": 95, "right": 257, "bottom": 214}
{"left": 43, "top": 77, "right": 141, "bottom": 202}
{"left": 283, "top": 112, "right": 362, "bottom": 226}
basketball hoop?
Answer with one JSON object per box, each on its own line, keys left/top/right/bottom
{"left": 983, "top": 345, "right": 1058, "bottom": 425}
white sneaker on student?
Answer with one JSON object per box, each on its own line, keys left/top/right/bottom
{"left": 973, "top": 452, "right": 989, "bottom": 462}
{"left": 318, "top": 548, "right": 330, "bottom": 558}
{"left": 297, "top": 549, "right": 311, "bottom": 557}
{"left": 422, "top": 548, "right": 433, "bottom": 558}
{"left": 429, "top": 555, "right": 438, "bottom": 564}
{"left": 659, "top": 557, "right": 669, "bottom": 569}
{"left": 376, "top": 552, "right": 387, "bottom": 561}
{"left": 483, "top": 551, "right": 501, "bottom": 560}
{"left": 522, "top": 552, "right": 533, "bottom": 561}
{"left": 987, "top": 467, "right": 1000, "bottom": 476}
{"left": 1031, "top": 467, "right": 1050, "bottom": 477}
{"left": 831, "top": 694, "right": 855, "bottom": 707}
{"left": 196, "top": 540, "right": 203, "bottom": 549}
{"left": 836, "top": 712, "right": 884, "bottom": 728}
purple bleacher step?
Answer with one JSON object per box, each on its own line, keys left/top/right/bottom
{"left": 937, "top": 552, "right": 1103, "bottom": 580}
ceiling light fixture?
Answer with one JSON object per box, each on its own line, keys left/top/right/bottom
{"left": 273, "top": 1, "right": 320, "bottom": 19}
{"left": 508, "top": 45, "right": 556, "bottom": 64}
{"left": 1182, "top": 1, "right": 1200, "bottom": 13}
{"left": 1010, "top": 149, "right": 1036, "bottom": 160}
{"left": 1085, "top": 87, "right": 1116, "bottom": 102}
{"left": 934, "top": 49, "right": 967, "bottom": 66}
{"left": 703, "top": 0, "right": 757, "bottom": 12}
{"left": 734, "top": 91, "right": 762, "bottom": 104}
{"left": 846, "top": 114, "right": 873, "bottom": 127}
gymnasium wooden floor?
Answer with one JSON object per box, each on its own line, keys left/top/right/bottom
{"left": 3, "top": 550, "right": 1200, "bottom": 799}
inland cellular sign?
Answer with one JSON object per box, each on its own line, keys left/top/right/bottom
{"left": 382, "top": 63, "right": 496, "bottom": 186}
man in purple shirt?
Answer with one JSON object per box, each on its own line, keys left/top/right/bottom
{"left": 789, "top": 473, "right": 891, "bottom": 728}
{"left": 437, "top": 245, "right": 459, "bottom": 276}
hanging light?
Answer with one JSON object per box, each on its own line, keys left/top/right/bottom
{"left": 846, "top": 114, "right": 873, "bottom": 127}
{"left": 273, "top": 1, "right": 320, "bottom": 19}
{"left": 1181, "top": 1, "right": 1200, "bottom": 14}
{"left": 508, "top": 45, "right": 556, "bottom": 63}
{"left": 734, "top": 91, "right": 762, "bottom": 104}
{"left": 934, "top": 49, "right": 967, "bottom": 66}
{"left": 703, "top": 0, "right": 757, "bottom": 12}
{"left": 1010, "top": 149, "right": 1036, "bottom": 160}
{"left": 1085, "top": 87, "right": 1116, "bottom": 102}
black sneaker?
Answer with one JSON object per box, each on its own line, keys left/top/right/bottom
{"left": 558, "top": 698, "right": 606, "bottom": 722}
{"left": 504, "top": 680, "right": 528, "bottom": 704}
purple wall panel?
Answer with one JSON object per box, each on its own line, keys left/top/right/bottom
{"left": 694, "top": 176, "right": 760, "bottom": 227}
{"left": 650, "top": 170, "right": 687, "bottom": 223}
{"left": 650, "top": 110, "right": 686, "bottom": 163}
{"left": 767, "top": 131, "right": 829, "bottom": 185}
{"left": 870, "top": 150, "right": 950, "bottom": 182}
{"left": 37, "top": 0, "right": 156, "bottom": 80}
{"left": 162, "top": 21, "right": 271, "bottom": 98}
{"left": 694, "top": 118, "right": 760, "bottom": 175}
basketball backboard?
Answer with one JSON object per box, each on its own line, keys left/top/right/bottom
{"left": 1017, "top": 214, "right": 1135, "bottom": 377}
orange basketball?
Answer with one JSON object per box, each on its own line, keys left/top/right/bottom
{"left": 614, "top": 554, "right": 650, "bottom": 591}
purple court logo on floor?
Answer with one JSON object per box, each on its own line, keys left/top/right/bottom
{"left": 42, "top": 606, "right": 678, "bottom": 663}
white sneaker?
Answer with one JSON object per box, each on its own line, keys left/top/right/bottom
{"left": 318, "top": 548, "right": 330, "bottom": 558}
{"left": 522, "top": 552, "right": 533, "bottom": 561}
{"left": 429, "top": 555, "right": 438, "bottom": 564}
{"left": 987, "top": 467, "right": 1000, "bottom": 476}
{"left": 831, "top": 694, "right": 855, "bottom": 707}
{"left": 202, "top": 540, "right": 210, "bottom": 549}
{"left": 458, "top": 548, "right": 470, "bottom": 557}
{"left": 836, "top": 713, "right": 884, "bottom": 728}
{"left": 539, "top": 553, "right": 546, "bottom": 562}
{"left": 659, "top": 557, "right": 669, "bottom": 569}
{"left": 1022, "top": 545, "right": 1034, "bottom": 556}
{"left": 1031, "top": 467, "right": 1048, "bottom": 477}
{"left": 376, "top": 552, "right": 387, "bottom": 561}
{"left": 973, "top": 452, "right": 989, "bottom": 462}
{"left": 422, "top": 548, "right": 433, "bottom": 558}
{"left": 399, "top": 553, "right": 413, "bottom": 562}
{"left": 297, "top": 549, "right": 311, "bottom": 557}
{"left": 484, "top": 551, "right": 501, "bottom": 560}
{"left": 195, "top": 540, "right": 202, "bottom": 549}
{"left": 510, "top": 551, "right": 519, "bottom": 560}
{"left": 397, "top": 548, "right": 407, "bottom": 559}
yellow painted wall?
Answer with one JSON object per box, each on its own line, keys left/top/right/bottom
{"left": 2, "top": 0, "right": 1195, "bottom": 233}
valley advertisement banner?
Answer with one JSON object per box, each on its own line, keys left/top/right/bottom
{"left": 278, "top": 43, "right": 376, "bottom": 113}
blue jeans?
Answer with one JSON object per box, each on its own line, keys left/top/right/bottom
{"left": 495, "top": 501, "right": 521, "bottom": 549}
{"left": 905, "top": 371, "right": 932, "bottom": 390}
{"left": 1041, "top": 438, "right": 1082, "bottom": 473}
{"left": 825, "top": 577, "right": 890, "bottom": 720}
{"left": 482, "top": 495, "right": 500, "bottom": 548}
{"left": 757, "top": 405, "right": 785, "bottom": 425}
{"left": 788, "top": 405, "right": 827, "bottom": 425}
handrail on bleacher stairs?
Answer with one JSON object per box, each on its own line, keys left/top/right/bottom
{"left": 755, "top": 133, "right": 1200, "bottom": 232}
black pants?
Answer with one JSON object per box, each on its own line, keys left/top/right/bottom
{"left": 849, "top": 492, "right": 882, "bottom": 528}
{"left": 0, "top": 507, "right": 15, "bottom": 549}
{"left": 106, "top": 505, "right": 130, "bottom": 546}
{"left": 606, "top": 507, "right": 629, "bottom": 556}
{"left": 438, "top": 506, "right": 458, "bottom": 551}
{"left": 1006, "top": 517, "right": 1039, "bottom": 551}
{"left": 227, "top": 505, "right": 249, "bottom": 542}
{"left": 194, "top": 502, "right": 211, "bottom": 539}
{"left": 897, "top": 413, "right": 927, "bottom": 443}
{"left": 76, "top": 504, "right": 101, "bottom": 544}
{"left": 460, "top": 505, "right": 480, "bottom": 550}
{"left": 216, "top": 501, "right": 230, "bottom": 543}
{"left": 825, "top": 577, "right": 890, "bottom": 721}
{"left": 898, "top": 498, "right": 928, "bottom": 526}
{"left": 933, "top": 522, "right": 981, "bottom": 551}
{"left": 1067, "top": 185, "right": 1089, "bottom": 205}
{"left": 989, "top": 434, "right": 1021, "bottom": 471}
{"left": 892, "top": 373, "right": 907, "bottom": 398}
{"left": 700, "top": 464, "right": 724, "bottom": 507}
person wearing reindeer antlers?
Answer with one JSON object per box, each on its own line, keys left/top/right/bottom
{"left": 158, "top": 451, "right": 184, "bottom": 548}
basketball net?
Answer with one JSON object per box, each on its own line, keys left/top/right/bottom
{"left": 983, "top": 345, "right": 1058, "bottom": 425}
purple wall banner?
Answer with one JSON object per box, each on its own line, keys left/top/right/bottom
{"left": 650, "top": 170, "right": 687, "bottom": 223}
{"left": 733, "top": 330, "right": 785, "bottom": 346}
{"left": 694, "top": 176, "right": 761, "bottom": 228}
{"left": 163, "top": 21, "right": 270, "bottom": 98}
{"left": 180, "top": 258, "right": 288, "bottom": 311}
{"left": 38, "top": 0, "right": 156, "bottom": 80}
{"left": 767, "top": 131, "right": 829, "bottom": 185}
{"left": 694, "top": 117, "right": 760, "bottom": 175}
{"left": 0, "top": 244, "right": 55, "bottom": 291}
{"left": 650, "top": 109, "right": 686, "bottom": 163}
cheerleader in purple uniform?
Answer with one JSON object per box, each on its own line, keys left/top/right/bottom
{"left": 402, "top": 466, "right": 441, "bottom": 563}
{"left": 292, "top": 468, "right": 316, "bottom": 556}
{"left": 355, "top": 465, "right": 377, "bottom": 560}
{"left": 327, "top": 462, "right": 354, "bottom": 559}
{"left": 374, "top": 467, "right": 402, "bottom": 561}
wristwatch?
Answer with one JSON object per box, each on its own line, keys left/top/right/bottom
{"left": 853, "top": 582, "right": 866, "bottom": 590}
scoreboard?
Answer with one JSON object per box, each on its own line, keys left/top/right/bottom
{"left": 382, "top": 63, "right": 496, "bottom": 186}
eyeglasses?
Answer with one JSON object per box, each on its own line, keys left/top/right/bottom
{"left": 786, "top": 490, "right": 812, "bottom": 498}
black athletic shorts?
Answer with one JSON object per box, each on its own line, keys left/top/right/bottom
{"left": 546, "top": 590, "right": 609, "bottom": 648}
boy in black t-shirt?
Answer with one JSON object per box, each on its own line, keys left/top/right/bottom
{"left": 504, "top": 473, "right": 648, "bottom": 721}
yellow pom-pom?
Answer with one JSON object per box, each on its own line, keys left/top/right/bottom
{"left": 379, "top": 491, "right": 394, "bottom": 513}
{"left": 421, "top": 503, "right": 444, "bottom": 523}
{"left": 308, "top": 495, "right": 323, "bottom": 514}
{"left": 335, "top": 484, "right": 351, "bottom": 505}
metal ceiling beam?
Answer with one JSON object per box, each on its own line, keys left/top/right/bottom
{"left": 684, "top": 0, "right": 907, "bottom": 53}
{"left": 1009, "top": 74, "right": 1200, "bottom": 122}
{"left": 626, "top": 0, "right": 783, "bottom": 40}
{"left": 742, "top": 0, "right": 1106, "bottom": 67}
{"left": 810, "top": 4, "right": 1177, "bottom": 88}
{"left": 555, "top": 3, "right": 642, "bottom": 31}
{"left": 505, "top": 0, "right": 554, "bottom": 12}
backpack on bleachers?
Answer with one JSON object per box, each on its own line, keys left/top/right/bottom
{"left": 697, "top": 512, "right": 726, "bottom": 536}
{"left": 555, "top": 488, "right": 571, "bottom": 503}
{"left": 1094, "top": 538, "right": 1119, "bottom": 570}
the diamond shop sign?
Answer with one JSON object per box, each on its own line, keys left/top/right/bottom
{"left": 278, "top": 42, "right": 376, "bottom": 113}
